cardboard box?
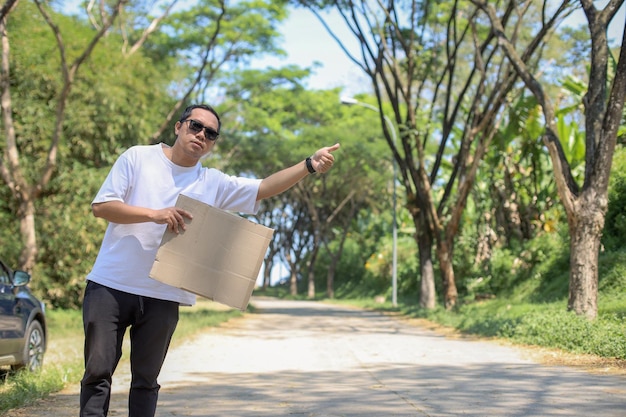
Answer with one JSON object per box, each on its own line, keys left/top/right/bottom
{"left": 149, "top": 194, "right": 274, "bottom": 310}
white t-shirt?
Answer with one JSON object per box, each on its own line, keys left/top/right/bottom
{"left": 87, "top": 143, "right": 262, "bottom": 305}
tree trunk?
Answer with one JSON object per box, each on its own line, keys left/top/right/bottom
{"left": 325, "top": 242, "right": 345, "bottom": 300}
{"left": 567, "top": 195, "right": 604, "bottom": 319}
{"left": 307, "top": 244, "right": 319, "bottom": 299}
{"left": 307, "top": 271, "right": 315, "bottom": 299}
{"left": 437, "top": 240, "right": 458, "bottom": 309}
{"left": 472, "top": 0, "right": 626, "bottom": 321}
{"left": 262, "top": 258, "right": 273, "bottom": 290}
{"left": 262, "top": 244, "right": 280, "bottom": 290}
{"left": 326, "top": 266, "right": 335, "bottom": 299}
{"left": 285, "top": 252, "right": 298, "bottom": 296}
{"left": 326, "top": 211, "right": 352, "bottom": 299}
{"left": 289, "top": 268, "right": 298, "bottom": 296}
{"left": 416, "top": 218, "right": 436, "bottom": 309}
{"left": 326, "top": 251, "right": 339, "bottom": 300}
{"left": 2, "top": 1, "right": 125, "bottom": 275}
{"left": 18, "top": 198, "right": 38, "bottom": 272}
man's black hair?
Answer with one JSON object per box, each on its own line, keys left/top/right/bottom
{"left": 179, "top": 104, "right": 222, "bottom": 133}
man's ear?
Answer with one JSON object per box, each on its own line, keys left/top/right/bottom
{"left": 174, "top": 121, "right": 181, "bottom": 135}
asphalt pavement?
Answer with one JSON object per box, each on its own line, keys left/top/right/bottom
{"left": 6, "top": 297, "right": 626, "bottom": 416}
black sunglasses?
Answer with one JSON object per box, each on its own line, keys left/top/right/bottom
{"left": 182, "top": 119, "right": 219, "bottom": 141}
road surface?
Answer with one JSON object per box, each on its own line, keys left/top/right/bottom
{"left": 6, "top": 298, "right": 626, "bottom": 416}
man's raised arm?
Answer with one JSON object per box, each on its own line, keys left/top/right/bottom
{"left": 256, "top": 143, "right": 341, "bottom": 201}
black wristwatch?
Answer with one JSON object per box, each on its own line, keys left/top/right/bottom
{"left": 305, "top": 157, "right": 316, "bottom": 174}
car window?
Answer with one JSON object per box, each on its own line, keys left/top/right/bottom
{"left": 0, "top": 264, "right": 9, "bottom": 285}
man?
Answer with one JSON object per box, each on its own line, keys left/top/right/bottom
{"left": 80, "top": 104, "right": 340, "bottom": 417}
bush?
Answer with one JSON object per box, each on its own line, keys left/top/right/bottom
{"left": 478, "top": 229, "right": 570, "bottom": 300}
{"left": 33, "top": 164, "right": 108, "bottom": 309}
{"left": 603, "top": 146, "right": 626, "bottom": 251}
{"left": 598, "top": 249, "right": 626, "bottom": 293}
{"left": 498, "top": 309, "right": 626, "bottom": 359}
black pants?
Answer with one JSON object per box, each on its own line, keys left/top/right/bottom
{"left": 80, "top": 281, "right": 179, "bottom": 417}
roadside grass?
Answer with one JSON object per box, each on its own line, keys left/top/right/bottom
{"left": 330, "top": 294, "right": 626, "bottom": 367}
{"left": 403, "top": 297, "right": 626, "bottom": 360}
{"left": 327, "top": 237, "right": 626, "bottom": 368}
{"left": 258, "top": 281, "right": 626, "bottom": 362}
{"left": 0, "top": 298, "right": 242, "bottom": 413}
{"left": 259, "top": 282, "right": 626, "bottom": 364}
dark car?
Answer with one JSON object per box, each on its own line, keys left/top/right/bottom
{"left": 0, "top": 259, "right": 46, "bottom": 371}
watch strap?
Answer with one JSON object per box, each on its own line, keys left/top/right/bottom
{"left": 305, "top": 157, "right": 316, "bottom": 174}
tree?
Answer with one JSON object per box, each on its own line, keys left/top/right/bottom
{"left": 146, "top": 0, "right": 289, "bottom": 142}
{"left": 1, "top": 0, "right": 290, "bottom": 306}
{"left": 218, "top": 67, "right": 389, "bottom": 297}
{"left": 472, "top": 0, "right": 626, "bottom": 319}
{"left": 294, "top": 0, "right": 574, "bottom": 309}
{"left": 2, "top": 3, "right": 174, "bottom": 306}
{"left": 1, "top": 0, "right": 288, "bottom": 264}
{"left": 1, "top": 0, "right": 124, "bottom": 272}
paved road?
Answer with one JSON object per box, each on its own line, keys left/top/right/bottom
{"left": 7, "top": 298, "right": 626, "bottom": 416}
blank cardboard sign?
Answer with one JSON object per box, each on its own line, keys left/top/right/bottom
{"left": 150, "top": 194, "right": 274, "bottom": 310}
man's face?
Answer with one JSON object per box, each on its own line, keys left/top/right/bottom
{"left": 174, "top": 108, "right": 220, "bottom": 161}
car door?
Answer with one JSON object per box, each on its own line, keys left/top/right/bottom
{"left": 0, "top": 261, "right": 22, "bottom": 357}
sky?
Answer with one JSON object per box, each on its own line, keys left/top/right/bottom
{"left": 255, "top": 4, "right": 625, "bottom": 99}
{"left": 249, "top": 7, "right": 368, "bottom": 98}
{"left": 61, "top": 2, "right": 624, "bottom": 98}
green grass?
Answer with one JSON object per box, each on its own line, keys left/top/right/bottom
{"left": 0, "top": 298, "right": 242, "bottom": 413}
{"left": 420, "top": 299, "right": 625, "bottom": 359}
{"left": 336, "top": 294, "right": 626, "bottom": 361}
{"left": 325, "top": 291, "right": 626, "bottom": 361}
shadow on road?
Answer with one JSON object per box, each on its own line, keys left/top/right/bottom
{"left": 153, "top": 361, "right": 625, "bottom": 417}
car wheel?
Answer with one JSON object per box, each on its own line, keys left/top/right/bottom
{"left": 12, "top": 321, "right": 45, "bottom": 372}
